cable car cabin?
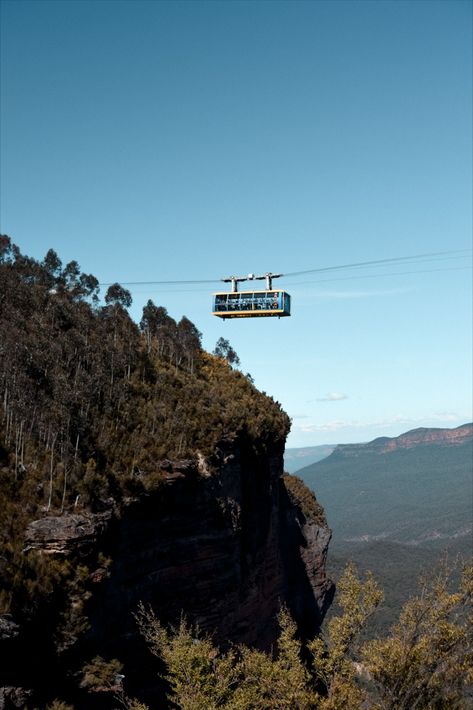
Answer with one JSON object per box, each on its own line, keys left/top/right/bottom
{"left": 213, "top": 290, "right": 291, "bottom": 319}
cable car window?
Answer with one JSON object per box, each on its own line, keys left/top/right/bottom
{"left": 213, "top": 289, "right": 291, "bottom": 318}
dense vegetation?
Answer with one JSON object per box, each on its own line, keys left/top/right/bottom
{"left": 282, "top": 473, "right": 327, "bottom": 527}
{"left": 2, "top": 238, "right": 471, "bottom": 708}
{"left": 297, "top": 441, "right": 472, "bottom": 545}
{"left": 0, "top": 237, "right": 289, "bottom": 621}
{"left": 326, "top": 537, "right": 472, "bottom": 638}
{"left": 122, "top": 560, "right": 472, "bottom": 710}
{"left": 296, "top": 437, "right": 473, "bottom": 635}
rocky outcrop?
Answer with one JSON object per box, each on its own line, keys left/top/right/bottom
{"left": 280, "top": 493, "right": 334, "bottom": 639}
{"left": 0, "top": 616, "right": 19, "bottom": 642}
{"left": 8, "top": 436, "right": 333, "bottom": 706}
{"left": 83, "top": 439, "right": 333, "bottom": 653}
{"left": 334, "top": 423, "right": 472, "bottom": 457}
{"left": 0, "top": 686, "right": 33, "bottom": 710}
{"left": 24, "top": 512, "right": 111, "bottom": 556}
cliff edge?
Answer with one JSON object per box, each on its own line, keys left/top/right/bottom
{"left": 333, "top": 423, "right": 472, "bottom": 458}
{"left": 3, "top": 440, "right": 333, "bottom": 707}
{"left": 0, "top": 240, "right": 333, "bottom": 707}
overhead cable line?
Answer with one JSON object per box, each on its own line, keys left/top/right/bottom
{"left": 126, "top": 264, "right": 471, "bottom": 295}
{"left": 98, "top": 248, "right": 471, "bottom": 287}
{"left": 286, "top": 264, "right": 472, "bottom": 287}
{"left": 283, "top": 249, "right": 471, "bottom": 278}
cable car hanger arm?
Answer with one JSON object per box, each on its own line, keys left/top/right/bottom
{"left": 221, "top": 272, "right": 283, "bottom": 292}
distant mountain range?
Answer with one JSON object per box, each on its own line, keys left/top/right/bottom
{"left": 294, "top": 423, "right": 473, "bottom": 633}
{"left": 332, "top": 422, "right": 472, "bottom": 457}
{"left": 285, "top": 423, "right": 472, "bottom": 472}
{"left": 295, "top": 423, "right": 472, "bottom": 546}
{"left": 284, "top": 445, "right": 335, "bottom": 472}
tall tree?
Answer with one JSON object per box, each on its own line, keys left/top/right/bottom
{"left": 213, "top": 337, "right": 240, "bottom": 368}
{"left": 177, "top": 317, "right": 202, "bottom": 372}
{"left": 104, "top": 283, "right": 132, "bottom": 309}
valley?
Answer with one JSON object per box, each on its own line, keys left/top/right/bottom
{"left": 295, "top": 424, "right": 473, "bottom": 633}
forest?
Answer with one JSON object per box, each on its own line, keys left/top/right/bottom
{"left": 0, "top": 237, "right": 471, "bottom": 709}
{"left": 0, "top": 236, "right": 289, "bottom": 627}
{"left": 130, "top": 560, "right": 472, "bottom": 710}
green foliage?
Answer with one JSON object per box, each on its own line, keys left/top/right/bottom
{"left": 213, "top": 337, "right": 240, "bottom": 367}
{"left": 0, "top": 241, "right": 290, "bottom": 627}
{"left": 80, "top": 655, "right": 123, "bottom": 690}
{"left": 308, "top": 563, "right": 383, "bottom": 708}
{"left": 297, "top": 441, "right": 473, "bottom": 545}
{"left": 136, "top": 605, "right": 238, "bottom": 709}
{"left": 104, "top": 282, "right": 132, "bottom": 308}
{"left": 136, "top": 604, "right": 317, "bottom": 709}
{"left": 231, "top": 607, "right": 318, "bottom": 709}
{"left": 362, "top": 560, "right": 473, "bottom": 709}
{"left": 7, "top": 550, "right": 73, "bottom": 622}
{"left": 297, "top": 438, "right": 473, "bottom": 637}
{"left": 136, "top": 562, "right": 473, "bottom": 709}
{"left": 122, "top": 700, "right": 150, "bottom": 710}
{"left": 325, "top": 537, "right": 471, "bottom": 638}
{"left": 45, "top": 701, "right": 74, "bottom": 710}
{"left": 282, "top": 473, "right": 327, "bottom": 526}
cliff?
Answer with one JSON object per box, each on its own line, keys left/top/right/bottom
{"left": 333, "top": 423, "right": 472, "bottom": 458}
{"left": 0, "top": 241, "right": 334, "bottom": 707}
{"left": 2, "top": 438, "right": 333, "bottom": 708}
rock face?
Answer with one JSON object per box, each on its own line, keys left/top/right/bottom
{"left": 13, "top": 436, "right": 333, "bottom": 705}
{"left": 86, "top": 438, "right": 333, "bottom": 651}
{"left": 334, "top": 423, "right": 472, "bottom": 458}
{"left": 24, "top": 512, "right": 111, "bottom": 556}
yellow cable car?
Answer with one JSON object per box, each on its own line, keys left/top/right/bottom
{"left": 212, "top": 273, "right": 291, "bottom": 320}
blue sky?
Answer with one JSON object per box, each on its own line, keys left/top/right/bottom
{"left": 1, "top": 0, "right": 471, "bottom": 447}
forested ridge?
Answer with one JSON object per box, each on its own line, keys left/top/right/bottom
{"left": 0, "top": 236, "right": 290, "bottom": 620}
{"left": 2, "top": 237, "right": 472, "bottom": 710}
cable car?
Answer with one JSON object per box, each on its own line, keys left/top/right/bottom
{"left": 212, "top": 272, "right": 291, "bottom": 320}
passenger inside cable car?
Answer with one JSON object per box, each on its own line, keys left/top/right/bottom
{"left": 213, "top": 290, "right": 291, "bottom": 319}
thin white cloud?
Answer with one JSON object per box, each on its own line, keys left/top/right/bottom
{"left": 316, "top": 392, "right": 348, "bottom": 402}
{"left": 300, "top": 412, "right": 467, "bottom": 434}
{"left": 301, "top": 420, "right": 362, "bottom": 433}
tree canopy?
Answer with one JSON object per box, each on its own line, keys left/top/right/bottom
{"left": 213, "top": 337, "right": 241, "bottom": 368}
{"left": 135, "top": 560, "right": 473, "bottom": 709}
{"left": 0, "top": 237, "right": 290, "bottom": 631}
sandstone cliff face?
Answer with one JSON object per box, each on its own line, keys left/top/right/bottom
{"left": 2, "top": 436, "right": 333, "bottom": 706}
{"left": 335, "top": 423, "right": 472, "bottom": 458}
{"left": 88, "top": 439, "right": 333, "bottom": 656}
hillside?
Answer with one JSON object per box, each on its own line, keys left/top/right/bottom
{"left": 296, "top": 424, "right": 473, "bottom": 631}
{"left": 297, "top": 424, "right": 472, "bottom": 545}
{"left": 284, "top": 445, "right": 335, "bottom": 472}
{"left": 0, "top": 238, "right": 333, "bottom": 708}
